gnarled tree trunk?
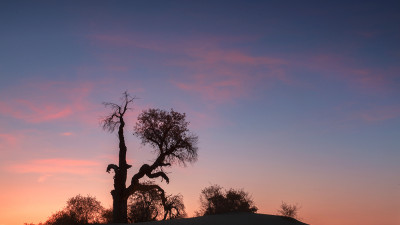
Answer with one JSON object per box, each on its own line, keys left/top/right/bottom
{"left": 102, "top": 93, "right": 198, "bottom": 223}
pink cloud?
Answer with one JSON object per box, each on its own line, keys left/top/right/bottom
{"left": 2, "top": 99, "right": 73, "bottom": 123}
{"left": 170, "top": 49, "right": 287, "bottom": 102}
{"left": 89, "top": 33, "right": 398, "bottom": 103}
{"left": 8, "top": 158, "right": 101, "bottom": 175}
{"left": 357, "top": 105, "right": 400, "bottom": 122}
{"left": 333, "top": 103, "right": 400, "bottom": 125}
{"left": 89, "top": 34, "right": 169, "bottom": 52}
{"left": 173, "top": 72, "right": 247, "bottom": 102}
{"left": 0, "top": 133, "right": 17, "bottom": 146}
{"left": 37, "top": 174, "right": 53, "bottom": 183}
{"left": 89, "top": 33, "right": 290, "bottom": 103}
{"left": 183, "top": 48, "right": 286, "bottom": 66}
{"left": 0, "top": 81, "right": 102, "bottom": 125}
{"left": 60, "top": 132, "right": 73, "bottom": 136}
{"left": 298, "top": 53, "right": 398, "bottom": 93}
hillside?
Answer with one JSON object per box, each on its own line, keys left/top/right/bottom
{"left": 110, "top": 213, "right": 309, "bottom": 225}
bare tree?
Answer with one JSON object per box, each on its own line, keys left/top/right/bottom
{"left": 101, "top": 92, "right": 198, "bottom": 223}
{"left": 277, "top": 201, "right": 300, "bottom": 219}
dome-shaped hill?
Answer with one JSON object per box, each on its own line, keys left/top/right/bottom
{"left": 109, "top": 213, "right": 309, "bottom": 225}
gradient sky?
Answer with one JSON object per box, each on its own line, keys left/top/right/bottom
{"left": 0, "top": 1, "right": 399, "bottom": 225}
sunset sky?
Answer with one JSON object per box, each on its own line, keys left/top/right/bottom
{"left": 0, "top": 1, "right": 399, "bottom": 225}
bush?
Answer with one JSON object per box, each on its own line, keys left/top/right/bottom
{"left": 45, "top": 195, "right": 105, "bottom": 225}
{"left": 101, "top": 208, "right": 113, "bottom": 224}
{"left": 163, "top": 194, "right": 187, "bottom": 220}
{"left": 128, "top": 186, "right": 187, "bottom": 223}
{"left": 277, "top": 201, "right": 300, "bottom": 219}
{"left": 45, "top": 210, "right": 81, "bottom": 225}
{"left": 197, "top": 185, "right": 258, "bottom": 216}
{"left": 128, "top": 188, "right": 161, "bottom": 223}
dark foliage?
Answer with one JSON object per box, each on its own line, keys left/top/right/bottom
{"left": 101, "top": 208, "right": 113, "bottom": 224}
{"left": 128, "top": 186, "right": 161, "bottom": 223}
{"left": 163, "top": 193, "right": 187, "bottom": 220}
{"left": 197, "top": 185, "right": 258, "bottom": 216}
{"left": 45, "top": 211, "right": 81, "bottom": 225}
{"left": 44, "top": 195, "right": 105, "bottom": 225}
{"left": 127, "top": 183, "right": 187, "bottom": 223}
{"left": 277, "top": 202, "right": 300, "bottom": 219}
{"left": 134, "top": 108, "right": 198, "bottom": 166}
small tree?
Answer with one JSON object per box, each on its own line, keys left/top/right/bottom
{"left": 163, "top": 194, "right": 187, "bottom": 220}
{"left": 44, "top": 195, "right": 104, "bottom": 225}
{"left": 128, "top": 185, "right": 161, "bottom": 223}
{"left": 197, "top": 185, "right": 258, "bottom": 216}
{"left": 65, "top": 195, "right": 104, "bottom": 224}
{"left": 102, "top": 92, "right": 198, "bottom": 223}
{"left": 101, "top": 208, "right": 113, "bottom": 224}
{"left": 45, "top": 210, "right": 80, "bottom": 225}
{"left": 128, "top": 182, "right": 187, "bottom": 223}
{"left": 277, "top": 201, "right": 300, "bottom": 219}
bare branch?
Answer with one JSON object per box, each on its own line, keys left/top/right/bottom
{"left": 121, "top": 91, "right": 134, "bottom": 115}
{"left": 147, "top": 171, "right": 169, "bottom": 184}
{"left": 106, "top": 164, "right": 119, "bottom": 173}
{"left": 101, "top": 92, "right": 136, "bottom": 133}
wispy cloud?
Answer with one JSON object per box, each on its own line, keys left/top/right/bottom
{"left": 0, "top": 133, "right": 18, "bottom": 154}
{"left": 170, "top": 46, "right": 288, "bottom": 102}
{"left": 60, "top": 132, "right": 74, "bottom": 136}
{"left": 298, "top": 53, "right": 399, "bottom": 93}
{"left": 356, "top": 105, "right": 400, "bottom": 122}
{"left": 0, "top": 81, "right": 101, "bottom": 124}
{"left": 8, "top": 158, "right": 101, "bottom": 176}
{"left": 89, "top": 32, "right": 399, "bottom": 105}
{"left": 89, "top": 33, "right": 289, "bottom": 103}
{"left": 0, "top": 133, "right": 17, "bottom": 146}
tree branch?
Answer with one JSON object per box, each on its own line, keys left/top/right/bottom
{"left": 106, "top": 164, "right": 119, "bottom": 173}
{"left": 146, "top": 171, "right": 169, "bottom": 184}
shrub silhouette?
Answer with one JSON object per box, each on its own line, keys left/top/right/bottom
{"left": 45, "top": 210, "right": 81, "bottom": 225}
{"left": 128, "top": 184, "right": 187, "bottom": 223}
{"left": 277, "top": 201, "right": 300, "bottom": 219}
{"left": 44, "top": 195, "right": 105, "bottom": 225}
{"left": 163, "top": 194, "right": 187, "bottom": 220}
{"left": 128, "top": 187, "right": 161, "bottom": 223}
{"left": 197, "top": 185, "right": 257, "bottom": 216}
{"left": 101, "top": 208, "right": 113, "bottom": 224}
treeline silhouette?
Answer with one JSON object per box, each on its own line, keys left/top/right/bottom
{"left": 25, "top": 184, "right": 300, "bottom": 225}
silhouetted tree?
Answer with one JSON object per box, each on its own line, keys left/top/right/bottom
{"left": 127, "top": 182, "right": 187, "bottom": 223}
{"left": 128, "top": 184, "right": 161, "bottom": 223}
{"left": 101, "top": 208, "right": 113, "bottom": 224}
{"left": 45, "top": 210, "right": 80, "bottom": 225}
{"left": 197, "top": 185, "right": 258, "bottom": 216}
{"left": 44, "top": 195, "right": 104, "bottom": 225}
{"left": 277, "top": 201, "right": 300, "bottom": 219}
{"left": 163, "top": 193, "right": 187, "bottom": 220}
{"left": 102, "top": 92, "right": 198, "bottom": 223}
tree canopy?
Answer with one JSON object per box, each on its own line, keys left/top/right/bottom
{"left": 197, "top": 185, "right": 258, "bottom": 216}
{"left": 44, "top": 195, "right": 105, "bottom": 225}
